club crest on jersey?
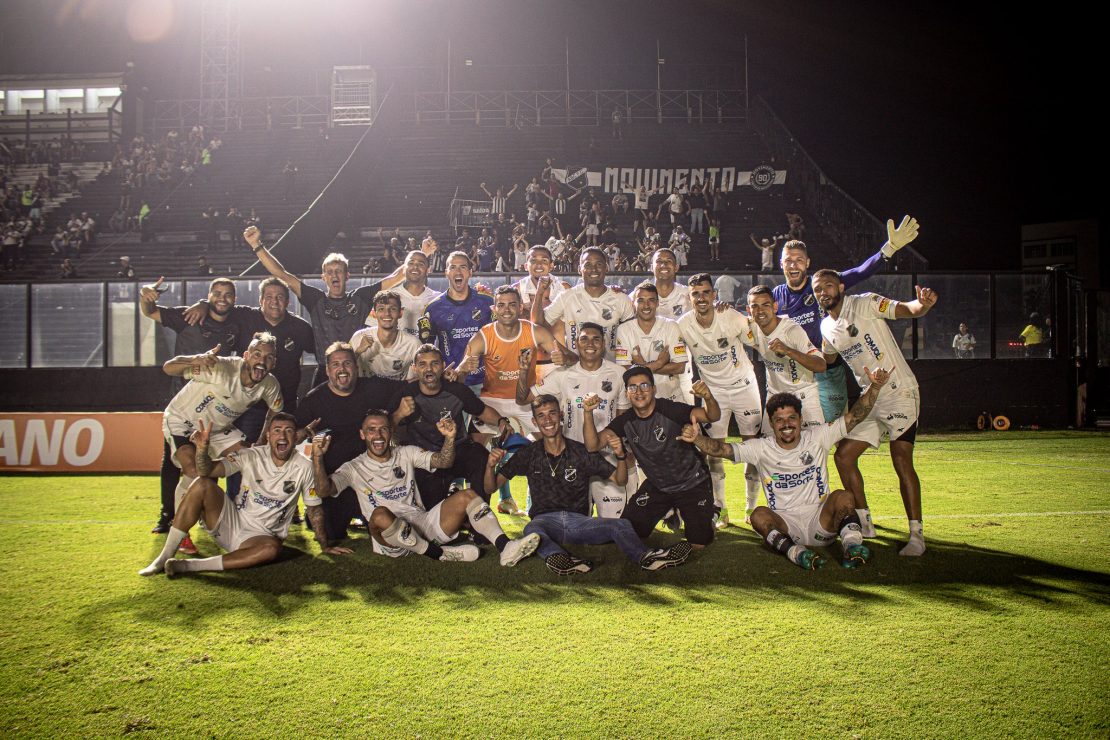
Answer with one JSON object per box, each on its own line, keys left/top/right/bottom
{"left": 471, "top": 308, "right": 483, "bottom": 321}
{"left": 601, "top": 380, "right": 613, "bottom": 393}
{"left": 283, "top": 338, "right": 296, "bottom": 351}
{"left": 346, "top": 301, "right": 358, "bottom": 316}
{"left": 635, "top": 492, "right": 650, "bottom": 506}
{"left": 439, "top": 409, "right": 453, "bottom": 421}
{"left": 283, "top": 480, "right": 295, "bottom": 494}
{"left": 652, "top": 426, "right": 666, "bottom": 442}
{"left": 799, "top": 451, "right": 814, "bottom": 465}
{"left": 804, "top": 294, "right": 815, "bottom": 306}
{"left": 393, "top": 467, "right": 405, "bottom": 479}
{"left": 717, "top": 337, "right": 729, "bottom": 348}
{"left": 848, "top": 324, "right": 859, "bottom": 337}
{"left": 564, "top": 467, "right": 577, "bottom": 482}
{"left": 225, "top": 332, "right": 238, "bottom": 347}
{"left": 673, "top": 305, "right": 683, "bottom": 316}
{"left": 392, "top": 359, "right": 403, "bottom": 371}
{"left": 601, "top": 308, "right": 613, "bottom": 321}
{"left": 652, "top": 340, "right": 664, "bottom": 352}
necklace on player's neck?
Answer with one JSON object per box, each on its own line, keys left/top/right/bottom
{"left": 544, "top": 447, "right": 565, "bottom": 477}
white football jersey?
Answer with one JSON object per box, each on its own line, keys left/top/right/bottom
{"left": 163, "top": 356, "right": 283, "bottom": 436}
{"left": 531, "top": 360, "right": 629, "bottom": 443}
{"left": 366, "top": 285, "right": 441, "bottom": 337}
{"left": 748, "top": 316, "right": 821, "bottom": 396}
{"left": 676, "top": 308, "right": 755, "bottom": 388}
{"left": 614, "top": 317, "right": 688, "bottom": 400}
{"left": 544, "top": 285, "right": 635, "bottom": 359}
{"left": 728, "top": 418, "right": 846, "bottom": 510}
{"left": 653, "top": 283, "right": 692, "bottom": 320}
{"left": 514, "top": 274, "right": 568, "bottom": 311}
{"left": 350, "top": 327, "right": 421, "bottom": 381}
{"left": 329, "top": 445, "right": 436, "bottom": 519}
{"left": 820, "top": 293, "right": 917, "bottom": 395}
{"left": 221, "top": 445, "right": 316, "bottom": 539}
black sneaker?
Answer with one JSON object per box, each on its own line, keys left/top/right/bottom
{"left": 545, "top": 553, "right": 594, "bottom": 575}
{"left": 151, "top": 519, "right": 171, "bottom": 534}
{"left": 639, "top": 541, "right": 693, "bottom": 571}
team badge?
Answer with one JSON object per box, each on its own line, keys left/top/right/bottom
{"left": 393, "top": 467, "right": 405, "bottom": 479}
{"left": 346, "top": 301, "right": 358, "bottom": 316}
{"left": 601, "top": 308, "right": 612, "bottom": 320}
{"left": 799, "top": 452, "right": 814, "bottom": 465}
{"left": 283, "top": 337, "right": 296, "bottom": 351}
{"left": 601, "top": 380, "right": 613, "bottom": 393}
{"left": 471, "top": 308, "right": 483, "bottom": 321}
{"left": 564, "top": 467, "right": 577, "bottom": 482}
{"left": 673, "top": 305, "right": 683, "bottom": 316}
{"left": 652, "top": 340, "right": 664, "bottom": 352}
{"left": 392, "top": 359, "right": 403, "bottom": 371}
{"left": 717, "top": 337, "right": 729, "bottom": 348}
{"left": 652, "top": 426, "right": 666, "bottom": 442}
{"left": 283, "top": 480, "right": 295, "bottom": 494}
{"left": 804, "top": 294, "right": 815, "bottom": 306}
{"left": 635, "top": 492, "right": 650, "bottom": 506}
{"left": 225, "top": 332, "right": 238, "bottom": 347}
{"left": 848, "top": 324, "right": 859, "bottom": 337}
{"left": 749, "top": 164, "right": 776, "bottom": 191}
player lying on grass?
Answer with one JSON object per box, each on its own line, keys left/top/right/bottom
{"left": 139, "top": 413, "right": 315, "bottom": 577}
{"left": 680, "top": 366, "right": 891, "bottom": 570}
{"left": 484, "top": 394, "right": 692, "bottom": 575}
{"left": 310, "top": 409, "right": 541, "bottom": 565}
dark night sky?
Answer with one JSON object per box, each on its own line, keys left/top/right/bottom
{"left": 0, "top": 1, "right": 1097, "bottom": 270}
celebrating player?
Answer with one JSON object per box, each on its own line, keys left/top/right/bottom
{"left": 682, "top": 367, "right": 891, "bottom": 570}
{"left": 615, "top": 281, "right": 688, "bottom": 402}
{"left": 418, "top": 251, "right": 494, "bottom": 391}
{"left": 311, "top": 410, "right": 540, "bottom": 565}
{"left": 811, "top": 270, "right": 937, "bottom": 555}
{"left": 350, "top": 291, "right": 421, "bottom": 381}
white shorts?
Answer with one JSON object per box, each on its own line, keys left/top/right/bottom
{"left": 654, "top": 373, "right": 685, "bottom": 403}
{"left": 706, "top": 375, "right": 763, "bottom": 438}
{"left": 163, "top": 422, "right": 245, "bottom": 468}
{"left": 206, "top": 498, "right": 280, "bottom": 552}
{"left": 476, "top": 395, "right": 538, "bottom": 436}
{"left": 845, "top": 387, "right": 920, "bottom": 448}
{"left": 762, "top": 388, "right": 824, "bottom": 434}
{"left": 371, "top": 501, "right": 451, "bottom": 558}
{"left": 589, "top": 450, "right": 628, "bottom": 518}
{"left": 774, "top": 501, "right": 837, "bottom": 549}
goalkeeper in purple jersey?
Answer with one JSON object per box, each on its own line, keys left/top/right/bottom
{"left": 771, "top": 215, "right": 921, "bottom": 421}
{"left": 417, "top": 251, "right": 494, "bottom": 390}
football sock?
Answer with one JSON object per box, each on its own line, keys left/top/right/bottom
{"left": 838, "top": 512, "right": 864, "bottom": 547}
{"left": 709, "top": 456, "right": 726, "bottom": 508}
{"left": 465, "top": 496, "right": 507, "bottom": 549}
{"left": 786, "top": 545, "right": 808, "bottom": 566}
{"left": 908, "top": 519, "right": 924, "bottom": 539}
{"left": 173, "top": 476, "right": 194, "bottom": 510}
{"left": 139, "top": 526, "right": 188, "bottom": 575}
{"left": 744, "top": 464, "right": 760, "bottom": 511}
{"left": 498, "top": 481, "right": 512, "bottom": 502}
{"left": 169, "top": 555, "right": 224, "bottom": 573}
{"left": 380, "top": 517, "right": 429, "bottom": 555}
{"left": 764, "top": 528, "right": 794, "bottom": 556}
{"left": 856, "top": 507, "right": 875, "bottom": 536}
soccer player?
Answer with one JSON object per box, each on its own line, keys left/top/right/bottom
{"left": 745, "top": 285, "right": 827, "bottom": 430}
{"left": 615, "top": 281, "right": 688, "bottom": 402}
{"left": 485, "top": 394, "right": 691, "bottom": 574}
{"left": 311, "top": 410, "right": 540, "bottom": 565}
{"left": 160, "top": 333, "right": 284, "bottom": 554}
{"left": 350, "top": 291, "right": 421, "bottom": 381}
{"left": 293, "top": 341, "right": 403, "bottom": 544}
{"left": 518, "top": 323, "right": 631, "bottom": 518}
{"left": 391, "top": 344, "right": 512, "bottom": 508}
{"left": 677, "top": 273, "right": 762, "bottom": 525}
{"left": 418, "top": 251, "right": 494, "bottom": 391}
{"left": 772, "top": 215, "right": 920, "bottom": 421}
{"left": 514, "top": 244, "right": 571, "bottom": 381}
{"left": 531, "top": 247, "right": 634, "bottom": 360}
{"left": 584, "top": 366, "right": 721, "bottom": 548}
{"left": 811, "top": 269, "right": 937, "bottom": 555}
{"left": 244, "top": 225, "right": 407, "bottom": 386}
{"left": 640, "top": 248, "right": 692, "bottom": 320}
{"left": 367, "top": 249, "right": 440, "bottom": 338}
{"left": 681, "top": 367, "right": 891, "bottom": 570}
{"left": 139, "top": 413, "right": 323, "bottom": 577}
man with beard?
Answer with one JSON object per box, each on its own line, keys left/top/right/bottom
{"left": 244, "top": 225, "right": 408, "bottom": 386}
{"left": 485, "top": 394, "right": 691, "bottom": 575}
{"left": 638, "top": 248, "right": 691, "bottom": 321}
{"left": 418, "top": 251, "right": 495, "bottom": 391}
{"left": 811, "top": 269, "right": 937, "bottom": 555}
{"left": 160, "top": 332, "right": 284, "bottom": 555}
{"left": 350, "top": 291, "right": 422, "bottom": 381}
{"left": 364, "top": 250, "right": 440, "bottom": 338}
{"left": 615, "top": 282, "right": 688, "bottom": 403}
{"left": 139, "top": 413, "right": 324, "bottom": 577}
{"left": 680, "top": 367, "right": 891, "bottom": 570}
{"left": 311, "top": 411, "right": 540, "bottom": 565}
{"left": 293, "top": 342, "right": 403, "bottom": 545}
{"left": 772, "top": 215, "right": 920, "bottom": 422}
{"left": 531, "top": 247, "right": 634, "bottom": 360}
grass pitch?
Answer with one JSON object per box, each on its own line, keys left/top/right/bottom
{"left": 1, "top": 431, "right": 1108, "bottom": 738}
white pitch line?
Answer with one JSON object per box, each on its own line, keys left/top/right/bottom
{"left": 926, "top": 457, "right": 1110, "bottom": 473}
{"left": 876, "top": 510, "right": 1110, "bottom": 520}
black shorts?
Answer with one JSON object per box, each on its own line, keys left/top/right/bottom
{"left": 622, "top": 477, "right": 715, "bottom": 546}
{"left": 320, "top": 487, "right": 363, "bottom": 543}
{"left": 414, "top": 439, "right": 491, "bottom": 509}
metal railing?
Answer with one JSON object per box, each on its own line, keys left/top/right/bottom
{"left": 151, "top": 95, "right": 331, "bottom": 135}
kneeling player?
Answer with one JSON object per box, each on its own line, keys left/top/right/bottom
{"left": 682, "top": 366, "right": 891, "bottom": 569}
{"left": 311, "top": 410, "right": 540, "bottom": 565}
{"left": 139, "top": 413, "right": 315, "bottom": 577}
{"left": 484, "top": 394, "right": 691, "bottom": 574}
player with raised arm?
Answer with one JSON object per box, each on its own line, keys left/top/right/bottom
{"left": 139, "top": 413, "right": 325, "bottom": 577}
{"left": 615, "top": 281, "right": 688, "bottom": 402}
{"left": 310, "top": 410, "right": 540, "bottom": 565}
{"left": 364, "top": 249, "right": 440, "bottom": 338}
{"left": 485, "top": 394, "right": 691, "bottom": 575}
{"left": 772, "top": 215, "right": 920, "bottom": 421}
{"left": 513, "top": 244, "right": 571, "bottom": 381}
{"left": 417, "top": 251, "right": 494, "bottom": 392}
{"left": 531, "top": 247, "right": 634, "bottom": 360}
{"left": 681, "top": 367, "right": 892, "bottom": 570}
{"left": 349, "top": 291, "right": 421, "bottom": 381}
{"left": 676, "top": 273, "right": 762, "bottom": 526}
{"left": 583, "top": 366, "right": 721, "bottom": 548}
{"left": 811, "top": 269, "right": 937, "bottom": 555}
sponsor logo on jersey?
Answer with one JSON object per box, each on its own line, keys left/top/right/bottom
{"left": 886, "top": 412, "right": 909, "bottom": 421}
{"left": 283, "top": 480, "right": 296, "bottom": 494}
{"left": 877, "top": 298, "right": 890, "bottom": 313}
{"left": 194, "top": 394, "right": 215, "bottom": 414}
{"left": 864, "top": 333, "right": 884, "bottom": 360}
{"left": 252, "top": 491, "right": 284, "bottom": 510}
{"left": 564, "top": 467, "right": 577, "bottom": 482}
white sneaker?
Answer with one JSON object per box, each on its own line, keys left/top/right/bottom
{"left": 439, "top": 543, "right": 480, "bottom": 562}
{"left": 899, "top": 537, "right": 926, "bottom": 557}
{"left": 499, "top": 532, "right": 541, "bottom": 567}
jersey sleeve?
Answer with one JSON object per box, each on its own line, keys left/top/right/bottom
{"left": 613, "top": 325, "right": 633, "bottom": 366}
{"left": 821, "top": 336, "right": 840, "bottom": 356}
{"left": 218, "top": 448, "right": 244, "bottom": 476}
{"left": 584, "top": 451, "right": 616, "bottom": 480}
{"left": 605, "top": 413, "right": 627, "bottom": 440}
{"left": 453, "top": 381, "right": 487, "bottom": 416}
{"left": 498, "top": 445, "right": 532, "bottom": 480}
{"left": 543, "top": 289, "right": 568, "bottom": 324}
{"left": 184, "top": 355, "right": 235, "bottom": 384}
{"left": 858, "top": 293, "right": 900, "bottom": 321}
{"left": 656, "top": 398, "right": 695, "bottom": 427}
{"left": 785, "top": 320, "right": 820, "bottom": 355}
{"left": 402, "top": 445, "right": 437, "bottom": 473}
{"left": 727, "top": 439, "right": 762, "bottom": 465}
{"left": 298, "top": 282, "right": 324, "bottom": 310}
{"left": 664, "top": 322, "right": 688, "bottom": 362}
{"left": 616, "top": 296, "right": 635, "bottom": 322}
{"left": 261, "top": 377, "right": 284, "bottom": 411}
{"left": 817, "top": 417, "right": 848, "bottom": 449}
{"left": 354, "top": 282, "right": 382, "bottom": 304}
{"left": 330, "top": 462, "right": 355, "bottom": 498}
{"left": 158, "top": 306, "right": 188, "bottom": 332}
{"left": 839, "top": 250, "right": 887, "bottom": 289}
{"left": 531, "top": 366, "right": 564, "bottom": 400}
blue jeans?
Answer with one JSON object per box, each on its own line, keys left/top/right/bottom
{"left": 524, "top": 511, "right": 648, "bottom": 562}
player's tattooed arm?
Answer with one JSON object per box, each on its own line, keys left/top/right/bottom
{"left": 429, "top": 418, "right": 458, "bottom": 469}
{"left": 163, "top": 343, "right": 221, "bottom": 376}
{"left": 515, "top": 348, "right": 536, "bottom": 405}
{"left": 190, "top": 420, "right": 227, "bottom": 478}
{"left": 679, "top": 424, "right": 733, "bottom": 459}
{"left": 310, "top": 434, "right": 337, "bottom": 499}
{"left": 844, "top": 366, "right": 893, "bottom": 434}
{"left": 304, "top": 505, "right": 339, "bottom": 552}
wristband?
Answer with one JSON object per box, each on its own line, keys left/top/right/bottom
{"left": 614, "top": 454, "right": 627, "bottom": 460}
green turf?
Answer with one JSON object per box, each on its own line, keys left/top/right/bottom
{"left": 1, "top": 431, "right": 1108, "bottom": 737}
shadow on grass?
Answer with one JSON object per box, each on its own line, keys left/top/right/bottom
{"left": 84, "top": 518, "right": 1110, "bottom": 634}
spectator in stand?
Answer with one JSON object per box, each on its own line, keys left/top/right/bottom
{"left": 282, "top": 160, "right": 298, "bottom": 200}
{"left": 108, "top": 208, "right": 126, "bottom": 233}
{"left": 200, "top": 208, "right": 219, "bottom": 249}
{"left": 362, "top": 258, "right": 381, "bottom": 276}
{"left": 197, "top": 256, "right": 215, "bottom": 276}
{"left": 669, "top": 226, "right": 690, "bottom": 268}
{"left": 750, "top": 233, "right": 779, "bottom": 273}
{"left": 526, "top": 202, "right": 540, "bottom": 237}
{"left": 50, "top": 227, "right": 67, "bottom": 256}
{"left": 480, "top": 182, "right": 519, "bottom": 217}
{"left": 1019, "top": 313, "right": 1047, "bottom": 358}
{"left": 604, "top": 241, "right": 622, "bottom": 272}
{"left": 708, "top": 218, "right": 721, "bottom": 262}
{"left": 953, "top": 322, "right": 976, "bottom": 359}
{"left": 661, "top": 187, "right": 686, "bottom": 227}
{"left": 60, "top": 258, "right": 78, "bottom": 279}
{"left": 611, "top": 189, "right": 629, "bottom": 215}
{"left": 786, "top": 212, "right": 805, "bottom": 239}
{"left": 474, "top": 236, "right": 494, "bottom": 272}
{"left": 687, "top": 184, "right": 707, "bottom": 235}
{"left": 611, "top": 106, "right": 624, "bottom": 139}
{"left": 525, "top": 177, "right": 542, "bottom": 208}
{"left": 1, "top": 225, "right": 19, "bottom": 270}
{"left": 117, "top": 256, "right": 135, "bottom": 279}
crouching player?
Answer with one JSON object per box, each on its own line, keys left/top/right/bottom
{"left": 310, "top": 409, "right": 541, "bottom": 566}
{"left": 484, "top": 394, "right": 691, "bottom": 575}
{"left": 681, "top": 366, "right": 891, "bottom": 570}
{"left": 139, "top": 413, "right": 315, "bottom": 577}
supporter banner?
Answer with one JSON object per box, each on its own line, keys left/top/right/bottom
{"left": 601, "top": 164, "right": 786, "bottom": 193}
{"left": 0, "top": 412, "right": 163, "bottom": 473}
{"left": 556, "top": 165, "right": 589, "bottom": 188}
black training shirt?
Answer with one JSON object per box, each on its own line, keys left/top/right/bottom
{"left": 499, "top": 438, "right": 614, "bottom": 517}
{"left": 606, "top": 398, "right": 708, "bottom": 493}
{"left": 390, "top": 380, "right": 486, "bottom": 452}
{"left": 295, "top": 376, "right": 401, "bottom": 474}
